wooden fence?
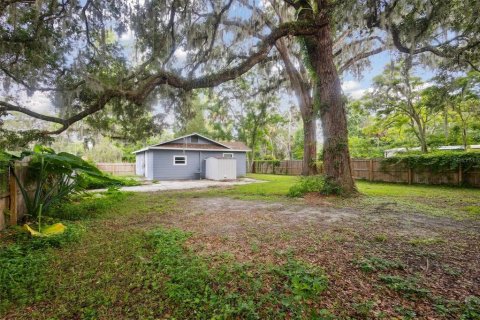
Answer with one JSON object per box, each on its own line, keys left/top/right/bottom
{"left": 0, "top": 161, "right": 137, "bottom": 231}
{"left": 0, "top": 161, "right": 29, "bottom": 231}
{"left": 249, "top": 159, "right": 480, "bottom": 187}
{"left": 249, "top": 160, "right": 305, "bottom": 175}
{"left": 96, "top": 163, "right": 135, "bottom": 176}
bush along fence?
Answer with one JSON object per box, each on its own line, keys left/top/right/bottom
{"left": 96, "top": 162, "right": 135, "bottom": 176}
{"left": 249, "top": 154, "right": 480, "bottom": 188}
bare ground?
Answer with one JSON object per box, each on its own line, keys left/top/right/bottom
{"left": 159, "top": 195, "right": 480, "bottom": 318}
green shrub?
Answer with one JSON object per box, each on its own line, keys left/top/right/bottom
{"left": 287, "top": 175, "right": 342, "bottom": 197}
{"left": 46, "top": 190, "right": 128, "bottom": 220}
{"left": 78, "top": 173, "right": 139, "bottom": 190}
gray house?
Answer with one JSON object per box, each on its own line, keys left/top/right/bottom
{"left": 133, "top": 133, "right": 250, "bottom": 180}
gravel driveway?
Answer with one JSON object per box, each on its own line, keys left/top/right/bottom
{"left": 92, "top": 178, "right": 261, "bottom": 193}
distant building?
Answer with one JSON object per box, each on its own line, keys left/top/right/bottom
{"left": 133, "top": 133, "right": 250, "bottom": 180}
{"left": 384, "top": 147, "right": 420, "bottom": 158}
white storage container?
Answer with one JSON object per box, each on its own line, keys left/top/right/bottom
{"left": 205, "top": 157, "right": 237, "bottom": 180}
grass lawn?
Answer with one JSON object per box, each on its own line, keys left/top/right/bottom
{"left": 1, "top": 175, "right": 479, "bottom": 319}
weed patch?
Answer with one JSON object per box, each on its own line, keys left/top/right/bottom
{"left": 274, "top": 258, "right": 329, "bottom": 301}
{"left": 463, "top": 205, "right": 480, "bottom": 217}
{"left": 379, "top": 275, "right": 430, "bottom": 298}
{"left": 148, "top": 228, "right": 329, "bottom": 318}
{"left": 354, "top": 256, "right": 404, "bottom": 273}
{"left": 0, "top": 224, "right": 84, "bottom": 313}
{"left": 408, "top": 237, "right": 445, "bottom": 246}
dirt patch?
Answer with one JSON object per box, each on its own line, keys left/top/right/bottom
{"left": 158, "top": 196, "right": 480, "bottom": 318}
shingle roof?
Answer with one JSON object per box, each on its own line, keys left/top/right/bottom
{"left": 133, "top": 133, "right": 251, "bottom": 153}
{"left": 161, "top": 143, "right": 229, "bottom": 150}
{"left": 219, "top": 141, "right": 249, "bottom": 150}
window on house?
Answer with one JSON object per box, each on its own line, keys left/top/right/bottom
{"left": 173, "top": 155, "right": 187, "bottom": 165}
{"left": 223, "top": 153, "right": 234, "bottom": 158}
{"left": 190, "top": 136, "right": 199, "bottom": 143}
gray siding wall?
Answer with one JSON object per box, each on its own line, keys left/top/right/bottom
{"left": 150, "top": 150, "right": 247, "bottom": 180}
{"left": 145, "top": 150, "right": 154, "bottom": 180}
{"left": 135, "top": 152, "right": 145, "bottom": 176}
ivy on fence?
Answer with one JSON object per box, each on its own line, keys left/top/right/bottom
{"left": 381, "top": 152, "right": 480, "bottom": 172}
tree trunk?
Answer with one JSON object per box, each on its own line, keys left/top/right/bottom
{"left": 415, "top": 119, "right": 428, "bottom": 153}
{"left": 302, "top": 115, "right": 317, "bottom": 175}
{"left": 443, "top": 105, "right": 449, "bottom": 143}
{"left": 420, "top": 136, "right": 428, "bottom": 153}
{"left": 275, "top": 39, "right": 317, "bottom": 175}
{"left": 304, "top": 23, "right": 356, "bottom": 193}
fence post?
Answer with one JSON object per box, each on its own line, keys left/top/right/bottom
{"left": 408, "top": 168, "right": 413, "bottom": 185}
{"left": 369, "top": 159, "right": 373, "bottom": 181}
{"left": 9, "top": 167, "right": 18, "bottom": 225}
{"left": 458, "top": 163, "right": 463, "bottom": 186}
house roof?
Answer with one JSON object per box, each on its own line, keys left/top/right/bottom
{"left": 220, "top": 141, "right": 249, "bottom": 150}
{"left": 159, "top": 143, "right": 228, "bottom": 150}
{"left": 153, "top": 132, "right": 231, "bottom": 149}
{"left": 133, "top": 133, "right": 251, "bottom": 153}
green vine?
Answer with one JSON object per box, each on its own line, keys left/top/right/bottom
{"left": 381, "top": 151, "right": 480, "bottom": 172}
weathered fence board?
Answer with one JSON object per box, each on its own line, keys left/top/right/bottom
{"left": 250, "top": 159, "right": 480, "bottom": 188}
{"left": 0, "top": 161, "right": 29, "bottom": 231}
{"left": 249, "top": 160, "right": 322, "bottom": 175}
{"left": 0, "top": 161, "right": 139, "bottom": 231}
{"left": 96, "top": 163, "right": 135, "bottom": 176}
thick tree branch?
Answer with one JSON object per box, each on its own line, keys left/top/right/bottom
{"left": 338, "top": 46, "right": 385, "bottom": 74}
{"left": 0, "top": 101, "right": 66, "bottom": 125}
{"left": 131, "top": 20, "right": 324, "bottom": 99}
{"left": 1, "top": 20, "right": 325, "bottom": 135}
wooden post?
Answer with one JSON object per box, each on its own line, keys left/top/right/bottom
{"left": 9, "top": 168, "right": 18, "bottom": 225}
{"left": 369, "top": 159, "right": 373, "bottom": 181}
{"left": 458, "top": 164, "right": 463, "bottom": 186}
{"left": 408, "top": 168, "right": 413, "bottom": 185}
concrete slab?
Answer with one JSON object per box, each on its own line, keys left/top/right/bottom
{"left": 90, "top": 178, "right": 262, "bottom": 193}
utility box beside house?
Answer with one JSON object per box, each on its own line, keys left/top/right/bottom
{"left": 205, "top": 157, "right": 237, "bottom": 180}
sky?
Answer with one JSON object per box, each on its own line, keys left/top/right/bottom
{"left": 341, "top": 51, "right": 437, "bottom": 99}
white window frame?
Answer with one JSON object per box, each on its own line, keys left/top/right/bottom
{"left": 173, "top": 155, "right": 187, "bottom": 165}
{"left": 223, "top": 153, "right": 234, "bottom": 158}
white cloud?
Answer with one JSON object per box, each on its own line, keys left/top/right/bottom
{"left": 342, "top": 80, "right": 371, "bottom": 99}
{"left": 258, "top": 0, "right": 272, "bottom": 8}
{"left": 28, "top": 92, "right": 53, "bottom": 113}
{"left": 174, "top": 47, "right": 188, "bottom": 61}
{"left": 6, "top": 90, "right": 54, "bottom": 114}
{"left": 120, "top": 29, "right": 134, "bottom": 42}
{"left": 341, "top": 80, "right": 361, "bottom": 92}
